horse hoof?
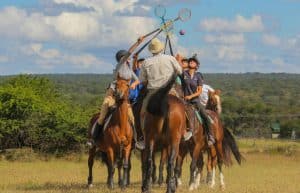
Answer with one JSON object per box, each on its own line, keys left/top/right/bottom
{"left": 220, "top": 184, "right": 226, "bottom": 191}
{"left": 189, "top": 183, "right": 195, "bottom": 191}
{"left": 177, "top": 178, "right": 182, "bottom": 186}
{"left": 87, "top": 184, "right": 93, "bottom": 188}
{"left": 209, "top": 183, "right": 215, "bottom": 189}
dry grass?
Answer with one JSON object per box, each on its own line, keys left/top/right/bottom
{"left": 0, "top": 139, "right": 300, "bottom": 193}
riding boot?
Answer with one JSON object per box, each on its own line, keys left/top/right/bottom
{"left": 195, "top": 102, "right": 215, "bottom": 146}
{"left": 130, "top": 121, "right": 145, "bottom": 150}
{"left": 93, "top": 122, "right": 103, "bottom": 142}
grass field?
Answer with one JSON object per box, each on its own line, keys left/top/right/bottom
{"left": 0, "top": 139, "right": 300, "bottom": 193}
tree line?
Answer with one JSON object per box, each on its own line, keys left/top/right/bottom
{"left": 0, "top": 73, "right": 299, "bottom": 153}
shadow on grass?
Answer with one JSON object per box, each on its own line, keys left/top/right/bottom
{"left": 15, "top": 181, "right": 144, "bottom": 191}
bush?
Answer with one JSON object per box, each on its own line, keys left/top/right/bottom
{"left": 0, "top": 75, "right": 88, "bottom": 153}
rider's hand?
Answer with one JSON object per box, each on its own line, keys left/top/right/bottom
{"left": 138, "top": 36, "right": 144, "bottom": 43}
{"left": 184, "top": 95, "right": 192, "bottom": 100}
{"left": 175, "top": 53, "right": 183, "bottom": 62}
{"left": 130, "top": 83, "right": 137, "bottom": 90}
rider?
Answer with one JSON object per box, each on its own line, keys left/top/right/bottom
{"left": 199, "top": 83, "right": 215, "bottom": 106}
{"left": 89, "top": 37, "right": 145, "bottom": 149}
{"left": 181, "top": 54, "right": 215, "bottom": 145}
{"left": 138, "top": 38, "right": 183, "bottom": 146}
{"left": 129, "top": 55, "right": 145, "bottom": 104}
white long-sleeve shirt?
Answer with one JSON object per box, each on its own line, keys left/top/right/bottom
{"left": 199, "top": 84, "right": 215, "bottom": 106}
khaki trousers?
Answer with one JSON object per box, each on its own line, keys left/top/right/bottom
{"left": 98, "top": 88, "right": 134, "bottom": 125}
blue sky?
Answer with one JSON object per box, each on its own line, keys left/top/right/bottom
{"left": 0, "top": 0, "right": 299, "bottom": 74}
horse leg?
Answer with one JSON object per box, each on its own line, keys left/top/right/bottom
{"left": 189, "top": 144, "right": 201, "bottom": 191}
{"left": 195, "top": 153, "right": 204, "bottom": 188}
{"left": 218, "top": 158, "right": 225, "bottom": 190}
{"left": 152, "top": 152, "right": 157, "bottom": 184}
{"left": 166, "top": 145, "right": 178, "bottom": 193}
{"left": 121, "top": 145, "right": 131, "bottom": 189}
{"left": 117, "top": 159, "right": 123, "bottom": 187}
{"left": 174, "top": 146, "right": 186, "bottom": 186}
{"left": 87, "top": 146, "right": 96, "bottom": 188}
{"left": 158, "top": 147, "right": 167, "bottom": 186}
{"left": 142, "top": 140, "right": 154, "bottom": 193}
{"left": 106, "top": 148, "right": 115, "bottom": 189}
{"left": 127, "top": 150, "right": 132, "bottom": 186}
{"left": 207, "top": 146, "right": 217, "bottom": 188}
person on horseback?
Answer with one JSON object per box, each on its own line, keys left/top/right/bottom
{"left": 88, "top": 37, "right": 145, "bottom": 149}
{"left": 200, "top": 84, "right": 215, "bottom": 106}
{"left": 181, "top": 54, "right": 215, "bottom": 145}
{"left": 129, "top": 55, "right": 145, "bottom": 104}
{"left": 138, "top": 38, "right": 183, "bottom": 147}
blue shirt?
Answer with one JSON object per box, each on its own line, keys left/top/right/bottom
{"left": 129, "top": 68, "right": 144, "bottom": 103}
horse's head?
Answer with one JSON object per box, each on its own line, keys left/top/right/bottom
{"left": 114, "top": 77, "right": 130, "bottom": 102}
{"left": 207, "top": 89, "right": 222, "bottom": 114}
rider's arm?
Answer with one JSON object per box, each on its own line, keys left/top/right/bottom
{"left": 185, "top": 86, "right": 202, "bottom": 100}
{"left": 171, "top": 56, "right": 183, "bottom": 75}
{"left": 116, "top": 37, "right": 145, "bottom": 75}
{"left": 132, "top": 53, "right": 138, "bottom": 72}
{"left": 139, "top": 62, "right": 148, "bottom": 86}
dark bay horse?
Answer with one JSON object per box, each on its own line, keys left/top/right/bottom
{"left": 141, "top": 76, "right": 186, "bottom": 193}
{"left": 87, "top": 78, "right": 133, "bottom": 189}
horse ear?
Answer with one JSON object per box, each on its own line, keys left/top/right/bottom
{"left": 215, "top": 89, "right": 221, "bottom": 96}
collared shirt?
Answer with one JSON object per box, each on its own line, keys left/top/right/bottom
{"left": 181, "top": 71, "right": 204, "bottom": 103}
{"left": 113, "top": 52, "right": 138, "bottom": 81}
{"left": 199, "top": 84, "right": 215, "bottom": 106}
{"left": 109, "top": 53, "right": 139, "bottom": 91}
{"left": 139, "top": 53, "right": 182, "bottom": 89}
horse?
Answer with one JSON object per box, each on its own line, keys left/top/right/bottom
{"left": 141, "top": 76, "right": 186, "bottom": 193}
{"left": 173, "top": 86, "right": 242, "bottom": 190}
{"left": 131, "top": 87, "right": 171, "bottom": 186}
{"left": 205, "top": 89, "right": 242, "bottom": 189}
{"left": 87, "top": 77, "right": 133, "bottom": 189}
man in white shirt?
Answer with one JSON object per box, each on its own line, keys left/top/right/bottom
{"left": 138, "top": 38, "right": 182, "bottom": 145}
{"left": 199, "top": 84, "right": 215, "bottom": 106}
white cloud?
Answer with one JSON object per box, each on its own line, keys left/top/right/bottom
{"left": 271, "top": 58, "right": 285, "bottom": 66}
{"left": 0, "top": 3, "right": 156, "bottom": 48}
{"left": 203, "top": 33, "right": 245, "bottom": 45}
{"left": 0, "top": 56, "right": 9, "bottom": 63}
{"left": 262, "top": 34, "right": 281, "bottom": 46}
{"left": 200, "top": 15, "right": 264, "bottom": 32}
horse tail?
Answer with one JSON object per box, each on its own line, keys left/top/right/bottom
{"left": 147, "top": 74, "right": 177, "bottom": 116}
{"left": 222, "top": 127, "right": 242, "bottom": 165}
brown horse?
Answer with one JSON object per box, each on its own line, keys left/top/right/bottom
{"left": 132, "top": 86, "right": 179, "bottom": 187}
{"left": 141, "top": 76, "right": 186, "bottom": 193}
{"left": 87, "top": 78, "right": 133, "bottom": 189}
{"left": 205, "top": 90, "right": 242, "bottom": 189}
{"left": 174, "top": 87, "right": 242, "bottom": 190}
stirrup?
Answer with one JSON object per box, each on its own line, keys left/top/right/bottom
{"left": 184, "top": 131, "right": 193, "bottom": 141}
{"left": 86, "top": 139, "right": 95, "bottom": 148}
{"left": 135, "top": 141, "right": 145, "bottom": 150}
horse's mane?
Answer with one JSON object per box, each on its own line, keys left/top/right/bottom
{"left": 147, "top": 75, "right": 177, "bottom": 116}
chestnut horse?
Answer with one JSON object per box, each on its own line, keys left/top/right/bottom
{"left": 174, "top": 87, "right": 242, "bottom": 190}
{"left": 141, "top": 76, "right": 186, "bottom": 193}
{"left": 87, "top": 78, "right": 133, "bottom": 189}
{"left": 205, "top": 90, "right": 242, "bottom": 189}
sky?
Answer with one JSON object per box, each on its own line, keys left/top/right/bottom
{"left": 0, "top": 0, "right": 299, "bottom": 75}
